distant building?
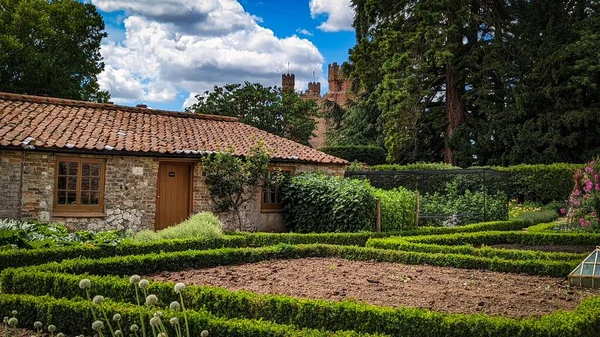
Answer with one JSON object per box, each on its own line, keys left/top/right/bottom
{"left": 281, "top": 62, "right": 353, "bottom": 149}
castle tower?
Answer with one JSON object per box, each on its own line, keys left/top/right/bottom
{"left": 282, "top": 73, "right": 295, "bottom": 92}
{"left": 306, "top": 81, "right": 321, "bottom": 97}
{"left": 328, "top": 62, "right": 342, "bottom": 92}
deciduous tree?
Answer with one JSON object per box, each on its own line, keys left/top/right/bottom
{"left": 0, "top": 0, "right": 109, "bottom": 102}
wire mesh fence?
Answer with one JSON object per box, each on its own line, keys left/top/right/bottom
{"left": 346, "top": 168, "right": 510, "bottom": 227}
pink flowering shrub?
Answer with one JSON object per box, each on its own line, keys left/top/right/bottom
{"left": 566, "top": 159, "right": 600, "bottom": 231}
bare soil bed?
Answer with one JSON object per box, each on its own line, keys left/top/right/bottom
{"left": 147, "top": 257, "right": 596, "bottom": 318}
{"left": 489, "top": 244, "right": 596, "bottom": 253}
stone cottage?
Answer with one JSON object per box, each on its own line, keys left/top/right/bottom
{"left": 0, "top": 92, "right": 347, "bottom": 232}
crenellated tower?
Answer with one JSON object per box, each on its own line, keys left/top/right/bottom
{"left": 282, "top": 73, "right": 295, "bottom": 92}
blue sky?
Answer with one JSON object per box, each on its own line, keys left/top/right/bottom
{"left": 93, "top": 0, "right": 356, "bottom": 111}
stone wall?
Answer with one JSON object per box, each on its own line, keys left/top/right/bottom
{"left": 0, "top": 151, "right": 22, "bottom": 219}
{"left": 0, "top": 150, "right": 345, "bottom": 233}
{"left": 0, "top": 150, "right": 158, "bottom": 232}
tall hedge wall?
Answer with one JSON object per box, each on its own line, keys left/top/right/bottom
{"left": 281, "top": 173, "right": 377, "bottom": 232}
{"left": 366, "top": 162, "right": 583, "bottom": 204}
{"left": 319, "top": 145, "right": 386, "bottom": 165}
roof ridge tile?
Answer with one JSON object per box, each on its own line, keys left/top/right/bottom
{"left": 0, "top": 91, "right": 238, "bottom": 123}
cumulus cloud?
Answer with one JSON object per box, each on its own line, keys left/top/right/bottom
{"left": 296, "top": 28, "right": 313, "bottom": 36}
{"left": 93, "top": 0, "right": 325, "bottom": 107}
{"left": 309, "top": 0, "right": 354, "bottom": 32}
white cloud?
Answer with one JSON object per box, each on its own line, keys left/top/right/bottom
{"left": 296, "top": 28, "right": 313, "bottom": 36}
{"left": 182, "top": 92, "right": 199, "bottom": 110}
{"left": 93, "top": 0, "right": 325, "bottom": 107}
{"left": 309, "top": 0, "right": 354, "bottom": 32}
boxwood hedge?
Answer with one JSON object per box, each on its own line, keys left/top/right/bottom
{"left": 0, "top": 211, "right": 556, "bottom": 271}
{"left": 0, "top": 294, "right": 377, "bottom": 337}
{"left": 2, "top": 267, "right": 600, "bottom": 337}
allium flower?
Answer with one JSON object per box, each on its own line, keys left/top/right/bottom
{"left": 8, "top": 317, "right": 18, "bottom": 326}
{"left": 560, "top": 208, "right": 566, "bottom": 215}
{"left": 11, "top": 310, "right": 17, "bottom": 316}
{"left": 57, "top": 333, "right": 65, "bottom": 337}
{"left": 79, "top": 278, "right": 91, "bottom": 290}
{"left": 201, "top": 330, "right": 209, "bottom": 337}
{"left": 169, "top": 301, "right": 181, "bottom": 311}
{"left": 113, "top": 314, "right": 122, "bottom": 322}
{"left": 149, "top": 317, "right": 161, "bottom": 327}
{"left": 92, "top": 320, "right": 104, "bottom": 331}
{"left": 130, "top": 275, "right": 141, "bottom": 285}
{"left": 139, "top": 279, "right": 150, "bottom": 289}
{"left": 596, "top": 184, "right": 600, "bottom": 192}
{"left": 145, "top": 294, "right": 158, "bottom": 306}
{"left": 3, "top": 317, "right": 7, "bottom": 324}
{"left": 575, "top": 189, "right": 581, "bottom": 196}
{"left": 174, "top": 283, "right": 185, "bottom": 294}
{"left": 153, "top": 311, "right": 163, "bottom": 318}
{"left": 169, "top": 317, "right": 179, "bottom": 326}
{"left": 580, "top": 218, "right": 586, "bottom": 226}
{"left": 115, "top": 330, "right": 123, "bottom": 337}
{"left": 157, "top": 333, "right": 166, "bottom": 337}
{"left": 93, "top": 295, "right": 104, "bottom": 305}
{"left": 130, "top": 324, "right": 139, "bottom": 332}
{"left": 48, "top": 325, "right": 57, "bottom": 333}
{"left": 34, "top": 321, "right": 43, "bottom": 329}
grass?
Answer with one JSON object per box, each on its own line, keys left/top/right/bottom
{"left": 131, "top": 212, "right": 223, "bottom": 242}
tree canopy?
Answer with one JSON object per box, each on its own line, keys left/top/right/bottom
{"left": 345, "top": 0, "right": 600, "bottom": 166}
{"left": 0, "top": 0, "right": 109, "bottom": 102}
{"left": 186, "top": 82, "right": 319, "bottom": 145}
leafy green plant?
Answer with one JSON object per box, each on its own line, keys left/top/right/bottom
{"left": 419, "top": 181, "right": 507, "bottom": 226}
{"left": 281, "top": 173, "right": 377, "bottom": 232}
{"left": 201, "top": 143, "right": 272, "bottom": 231}
{"left": 0, "top": 219, "right": 127, "bottom": 250}
{"left": 132, "top": 213, "right": 223, "bottom": 242}
{"left": 372, "top": 187, "right": 417, "bottom": 230}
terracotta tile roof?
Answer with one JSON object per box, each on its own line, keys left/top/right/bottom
{"left": 0, "top": 92, "right": 347, "bottom": 165}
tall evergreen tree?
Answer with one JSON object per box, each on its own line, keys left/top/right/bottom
{"left": 348, "top": 0, "right": 600, "bottom": 165}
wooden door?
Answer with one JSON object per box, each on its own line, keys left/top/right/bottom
{"left": 156, "top": 162, "right": 193, "bottom": 230}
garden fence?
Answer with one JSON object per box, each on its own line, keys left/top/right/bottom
{"left": 346, "top": 168, "right": 510, "bottom": 227}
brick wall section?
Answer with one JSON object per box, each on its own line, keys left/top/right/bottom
{"left": 0, "top": 151, "right": 23, "bottom": 219}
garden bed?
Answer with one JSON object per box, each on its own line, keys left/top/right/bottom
{"left": 147, "top": 257, "right": 594, "bottom": 318}
{"left": 489, "top": 244, "right": 597, "bottom": 253}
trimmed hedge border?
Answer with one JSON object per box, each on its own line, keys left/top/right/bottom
{"left": 0, "top": 210, "right": 556, "bottom": 271}
{"left": 3, "top": 267, "right": 600, "bottom": 337}
{"left": 526, "top": 222, "right": 560, "bottom": 233}
{"left": 399, "top": 231, "right": 600, "bottom": 246}
{"left": 0, "top": 294, "right": 377, "bottom": 337}
{"left": 365, "top": 239, "right": 586, "bottom": 262}
{"left": 21, "top": 243, "right": 576, "bottom": 279}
